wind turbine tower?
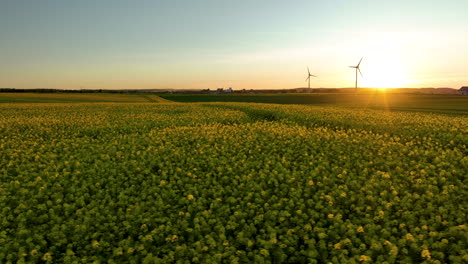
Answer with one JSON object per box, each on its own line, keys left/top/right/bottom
{"left": 306, "top": 67, "right": 317, "bottom": 89}
{"left": 349, "top": 57, "right": 363, "bottom": 91}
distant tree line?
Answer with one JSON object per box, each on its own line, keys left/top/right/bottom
{"left": 0, "top": 88, "right": 135, "bottom": 93}
{"left": 0, "top": 87, "right": 460, "bottom": 94}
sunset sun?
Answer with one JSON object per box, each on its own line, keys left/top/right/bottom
{"left": 357, "top": 34, "right": 411, "bottom": 89}
{"left": 361, "top": 65, "right": 409, "bottom": 89}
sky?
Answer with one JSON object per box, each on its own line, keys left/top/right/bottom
{"left": 1, "top": 0, "right": 467, "bottom": 90}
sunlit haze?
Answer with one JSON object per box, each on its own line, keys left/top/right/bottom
{"left": 1, "top": 0, "right": 467, "bottom": 90}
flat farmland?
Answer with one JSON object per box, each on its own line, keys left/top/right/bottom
{"left": 0, "top": 93, "right": 169, "bottom": 103}
{"left": 0, "top": 93, "right": 466, "bottom": 263}
{"left": 161, "top": 93, "right": 468, "bottom": 115}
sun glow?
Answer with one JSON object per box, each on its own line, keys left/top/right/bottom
{"left": 360, "top": 62, "right": 409, "bottom": 89}
{"left": 355, "top": 33, "right": 412, "bottom": 89}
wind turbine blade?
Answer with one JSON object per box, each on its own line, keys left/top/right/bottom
{"left": 357, "top": 57, "right": 363, "bottom": 67}
{"left": 311, "top": 75, "right": 317, "bottom": 77}
{"left": 349, "top": 66, "right": 356, "bottom": 68}
{"left": 358, "top": 68, "right": 363, "bottom": 77}
{"left": 306, "top": 77, "right": 310, "bottom": 82}
{"left": 307, "top": 67, "right": 311, "bottom": 75}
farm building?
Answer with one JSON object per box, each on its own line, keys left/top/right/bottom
{"left": 214, "top": 87, "right": 233, "bottom": 94}
{"left": 459, "top": 86, "right": 468, "bottom": 95}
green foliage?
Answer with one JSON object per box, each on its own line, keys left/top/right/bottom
{"left": 0, "top": 101, "right": 466, "bottom": 263}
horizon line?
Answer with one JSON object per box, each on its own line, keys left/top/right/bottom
{"left": 0, "top": 87, "right": 462, "bottom": 91}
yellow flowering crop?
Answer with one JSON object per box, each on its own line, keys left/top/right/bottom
{"left": 0, "top": 96, "right": 466, "bottom": 263}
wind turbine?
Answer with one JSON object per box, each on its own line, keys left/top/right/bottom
{"left": 305, "top": 67, "right": 317, "bottom": 89}
{"left": 349, "top": 57, "right": 363, "bottom": 91}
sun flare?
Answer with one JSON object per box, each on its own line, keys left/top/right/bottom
{"left": 360, "top": 66, "right": 409, "bottom": 89}
{"left": 357, "top": 33, "right": 412, "bottom": 89}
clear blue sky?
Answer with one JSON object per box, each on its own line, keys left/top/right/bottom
{"left": 1, "top": 0, "right": 467, "bottom": 89}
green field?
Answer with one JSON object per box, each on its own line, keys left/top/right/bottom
{"left": 161, "top": 93, "right": 468, "bottom": 115}
{"left": 0, "top": 93, "right": 467, "bottom": 263}
{"left": 0, "top": 93, "right": 169, "bottom": 104}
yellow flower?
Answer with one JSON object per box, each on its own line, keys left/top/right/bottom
{"left": 187, "top": 194, "right": 194, "bottom": 200}
{"left": 359, "top": 255, "right": 371, "bottom": 262}
{"left": 389, "top": 245, "right": 399, "bottom": 256}
{"left": 421, "top": 249, "right": 431, "bottom": 259}
{"left": 405, "top": 233, "right": 415, "bottom": 241}
{"left": 42, "top": 252, "right": 53, "bottom": 261}
{"left": 328, "top": 214, "right": 334, "bottom": 219}
{"left": 92, "top": 240, "right": 100, "bottom": 248}
{"left": 357, "top": 226, "right": 364, "bottom": 233}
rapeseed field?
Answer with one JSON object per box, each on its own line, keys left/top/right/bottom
{"left": 0, "top": 99, "right": 466, "bottom": 263}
